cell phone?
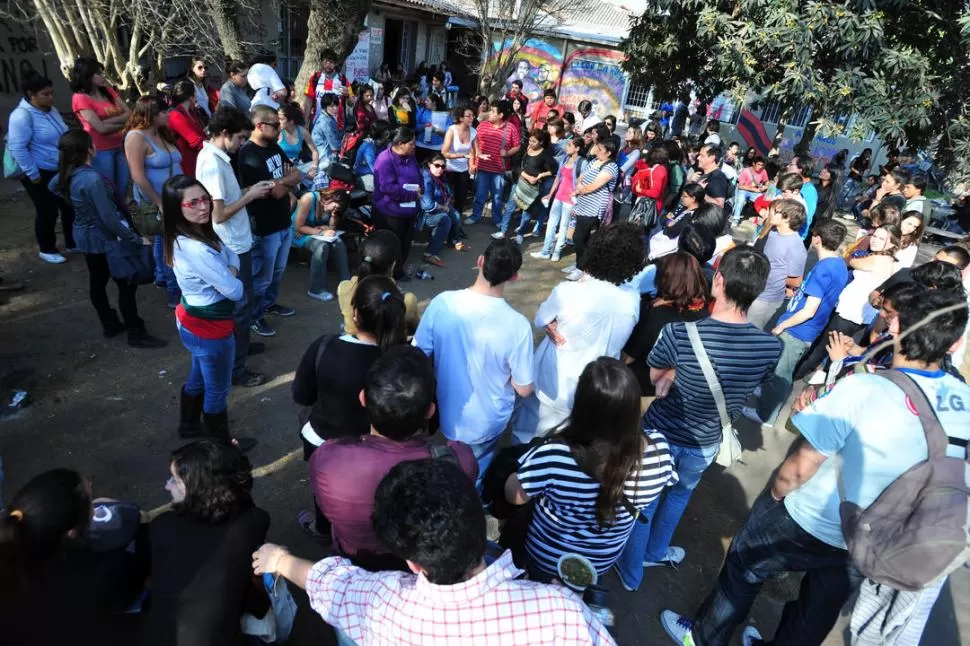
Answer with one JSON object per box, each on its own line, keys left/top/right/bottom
{"left": 403, "top": 183, "right": 420, "bottom": 191}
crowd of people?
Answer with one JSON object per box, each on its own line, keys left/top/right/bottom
{"left": 2, "top": 47, "right": 970, "bottom": 646}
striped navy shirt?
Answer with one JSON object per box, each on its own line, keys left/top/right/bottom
{"left": 516, "top": 434, "right": 677, "bottom": 577}
{"left": 571, "top": 159, "right": 618, "bottom": 219}
{"left": 645, "top": 318, "right": 781, "bottom": 448}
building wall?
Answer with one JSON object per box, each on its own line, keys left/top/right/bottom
{"left": 0, "top": 21, "right": 71, "bottom": 116}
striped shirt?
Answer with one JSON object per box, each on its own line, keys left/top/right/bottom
{"left": 645, "top": 318, "right": 781, "bottom": 448}
{"left": 516, "top": 435, "right": 677, "bottom": 577}
{"left": 476, "top": 120, "right": 520, "bottom": 174}
{"left": 571, "top": 160, "right": 619, "bottom": 219}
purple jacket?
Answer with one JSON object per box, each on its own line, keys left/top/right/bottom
{"left": 372, "top": 147, "right": 422, "bottom": 218}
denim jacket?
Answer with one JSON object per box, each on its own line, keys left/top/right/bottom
{"left": 420, "top": 167, "right": 452, "bottom": 214}
{"left": 311, "top": 112, "right": 342, "bottom": 172}
{"left": 49, "top": 166, "right": 142, "bottom": 253}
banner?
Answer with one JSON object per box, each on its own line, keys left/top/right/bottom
{"left": 489, "top": 37, "right": 565, "bottom": 103}
{"left": 344, "top": 30, "right": 371, "bottom": 82}
{"left": 557, "top": 46, "right": 626, "bottom": 119}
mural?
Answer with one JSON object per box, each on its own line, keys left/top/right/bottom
{"left": 489, "top": 37, "right": 564, "bottom": 102}
{"left": 557, "top": 46, "right": 626, "bottom": 119}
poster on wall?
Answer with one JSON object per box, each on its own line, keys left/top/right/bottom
{"left": 489, "top": 37, "right": 564, "bottom": 102}
{"left": 344, "top": 30, "right": 371, "bottom": 82}
{"left": 557, "top": 46, "right": 627, "bottom": 119}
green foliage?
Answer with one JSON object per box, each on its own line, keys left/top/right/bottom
{"left": 622, "top": 0, "right": 970, "bottom": 184}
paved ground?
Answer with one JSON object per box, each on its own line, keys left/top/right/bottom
{"left": 0, "top": 184, "right": 966, "bottom": 645}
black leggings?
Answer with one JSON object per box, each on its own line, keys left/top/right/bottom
{"left": 373, "top": 209, "right": 416, "bottom": 278}
{"left": 446, "top": 170, "right": 471, "bottom": 215}
{"left": 573, "top": 215, "right": 600, "bottom": 270}
{"left": 793, "top": 314, "right": 866, "bottom": 381}
{"left": 84, "top": 253, "right": 143, "bottom": 331}
{"left": 22, "top": 169, "right": 74, "bottom": 253}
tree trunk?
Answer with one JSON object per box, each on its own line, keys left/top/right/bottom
{"left": 795, "top": 120, "right": 818, "bottom": 156}
{"left": 295, "top": 0, "right": 373, "bottom": 111}
{"left": 208, "top": 0, "right": 246, "bottom": 61}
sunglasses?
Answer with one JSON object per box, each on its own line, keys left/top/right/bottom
{"left": 259, "top": 121, "right": 280, "bottom": 129}
{"left": 181, "top": 196, "right": 212, "bottom": 209}
{"left": 431, "top": 163, "right": 445, "bottom": 168}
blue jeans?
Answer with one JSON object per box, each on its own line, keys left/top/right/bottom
{"left": 92, "top": 148, "right": 130, "bottom": 194}
{"left": 469, "top": 435, "right": 501, "bottom": 492}
{"left": 420, "top": 211, "right": 452, "bottom": 255}
{"left": 152, "top": 236, "right": 180, "bottom": 304}
{"left": 252, "top": 228, "right": 292, "bottom": 322}
{"left": 732, "top": 189, "right": 762, "bottom": 221}
{"left": 305, "top": 237, "right": 350, "bottom": 294}
{"left": 693, "top": 491, "right": 863, "bottom": 646}
{"left": 541, "top": 200, "right": 573, "bottom": 256}
{"left": 615, "top": 438, "right": 718, "bottom": 590}
{"left": 470, "top": 171, "right": 507, "bottom": 224}
{"left": 178, "top": 325, "right": 234, "bottom": 414}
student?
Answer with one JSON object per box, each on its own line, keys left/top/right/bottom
{"left": 373, "top": 127, "right": 423, "bottom": 278}
{"left": 649, "top": 182, "right": 706, "bottom": 261}
{"left": 419, "top": 153, "right": 462, "bottom": 265}
{"left": 291, "top": 188, "right": 352, "bottom": 301}
{"left": 686, "top": 143, "right": 730, "bottom": 211}
{"left": 414, "top": 94, "right": 450, "bottom": 163}
{"left": 166, "top": 80, "right": 206, "bottom": 177}
{"left": 414, "top": 239, "right": 534, "bottom": 476}
{"left": 217, "top": 60, "right": 251, "bottom": 114}
{"left": 531, "top": 136, "right": 585, "bottom": 261}
{"left": 747, "top": 199, "right": 808, "bottom": 329}
{"left": 336, "top": 231, "right": 419, "bottom": 335}
{"left": 466, "top": 100, "right": 522, "bottom": 226}
{"left": 861, "top": 169, "right": 907, "bottom": 224}
{"left": 303, "top": 50, "right": 351, "bottom": 128}
{"left": 440, "top": 104, "right": 478, "bottom": 216}
{"left": 253, "top": 459, "right": 616, "bottom": 645}
{"left": 514, "top": 223, "right": 642, "bottom": 440}
{"left": 785, "top": 154, "right": 817, "bottom": 238}
{"left": 354, "top": 119, "right": 391, "bottom": 193}
{"left": 146, "top": 440, "right": 269, "bottom": 646}
{"left": 567, "top": 138, "right": 620, "bottom": 281}
{"left": 308, "top": 346, "right": 477, "bottom": 570}
{"left": 70, "top": 57, "right": 130, "bottom": 191}
{"left": 277, "top": 102, "right": 319, "bottom": 178}
{"left": 901, "top": 170, "right": 928, "bottom": 215}
{"left": 506, "top": 358, "right": 676, "bottom": 581}
{"left": 493, "top": 129, "right": 558, "bottom": 243}
{"left": 239, "top": 105, "right": 302, "bottom": 337}
{"left": 616, "top": 248, "right": 781, "bottom": 591}
{"left": 311, "top": 94, "right": 342, "bottom": 185}
{"left": 744, "top": 219, "right": 849, "bottom": 425}
{"left": 661, "top": 289, "right": 970, "bottom": 646}
{"left": 731, "top": 155, "right": 769, "bottom": 224}
{"left": 895, "top": 210, "right": 925, "bottom": 270}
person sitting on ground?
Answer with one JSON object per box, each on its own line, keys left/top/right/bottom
{"left": 309, "top": 346, "right": 477, "bottom": 571}
{"left": 660, "top": 287, "right": 970, "bottom": 646}
{"left": 747, "top": 199, "right": 808, "bottom": 329}
{"left": 895, "top": 210, "right": 925, "bottom": 270}
{"left": 622, "top": 252, "right": 711, "bottom": 396}
{"left": 418, "top": 153, "right": 458, "bottom": 267}
{"left": 514, "top": 223, "right": 643, "bottom": 440}
{"left": 692, "top": 202, "right": 735, "bottom": 265}
{"left": 731, "top": 155, "right": 769, "bottom": 224}
{"left": 145, "top": 440, "right": 269, "bottom": 646}
{"left": 253, "top": 458, "right": 617, "bottom": 645}
{"left": 291, "top": 187, "right": 352, "bottom": 302}
{"left": 354, "top": 120, "right": 391, "bottom": 193}
{"left": 506, "top": 358, "right": 677, "bottom": 582}
{"left": 649, "top": 182, "right": 706, "bottom": 261}
{"left": 860, "top": 168, "right": 907, "bottom": 225}
{"left": 615, "top": 247, "right": 781, "bottom": 592}
{"left": 337, "top": 231, "right": 419, "bottom": 335}
{"left": 843, "top": 202, "right": 901, "bottom": 258}
{"left": 414, "top": 239, "right": 535, "bottom": 477}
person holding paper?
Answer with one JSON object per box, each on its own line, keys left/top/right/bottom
{"left": 373, "top": 127, "right": 423, "bottom": 280}
{"left": 415, "top": 94, "right": 451, "bottom": 163}
{"left": 291, "top": 188, "right": 352, "bottom": 302}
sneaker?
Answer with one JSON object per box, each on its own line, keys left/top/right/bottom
{"left": 266, "top": 303, "right": 295, "bottom": 317}
{"left": 530, "top": 251, "right": 552, "bottom": 260}
{"left": 38, "top": 251, "right": 66, "bottom": 264}
{"left": 742, "top": 625, "right": 765, "bottom": 646}
{"left": 550, "top": 253, "right": 561, "bottom": 262}
{"left": 464, "top": 217, "right": 479, "bottom": 226}
{"left": 297, "top": 509, "right": 327, "bottom": 539}
{"left": 561, "top": 263, "right": 577, "bottom": 273}
{"left": 247, "top": 342, "right": 266, "bottom": 356}
{"left": 741, "top": 405, "right": 764, "bottom": 424}
{"left": 660, "top": 609, "right": 697, "bottom": 646}
{"left": 513, "top": 234, "right": 524, "bottom": 245}
{"left": 491, "top": 231, "right": 505, "bottom": 240}
{"left": 565, "top": 268, "right": 584, "bottom": 281}
{"left": 752, "top": 384, "right": 762, "bottom": 398}
{"left": 644, "top": 546, "right": 686, "bottom": 568}
{"left": 232, "top": 370, "right": 267, "bottom": 388}
{"left": 251, "top": 319, "right": 276, "bottom": 337}
{"left": 306, "top": 290, "right": 334, "bottom": 302}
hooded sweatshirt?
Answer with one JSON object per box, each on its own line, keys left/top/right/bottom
{"left": 7, "top": 98, "right": 69, "bottom": 180}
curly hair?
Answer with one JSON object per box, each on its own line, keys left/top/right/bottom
{"left": 171, "top": 440, "right": 254, "bottom": 524}
{"left": 583, "top": 222, "right": 645, "bottom": 285}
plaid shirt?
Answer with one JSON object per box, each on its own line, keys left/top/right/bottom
{"left": 305, "top": 550, "right": 616, "bottom": 645}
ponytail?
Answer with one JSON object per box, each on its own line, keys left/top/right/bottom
{"left": 352, "top": 275, "right": 407, "bottom": 352}
{"left": 356, "top": 230, "right": 401, "bottom": 280}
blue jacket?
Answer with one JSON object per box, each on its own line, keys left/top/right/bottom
{"left": 311, "top": 112, "right": 341, "bottom": 172}
{"left": 49, "top": 166, "right": 142, "bottom": 253}
{"left": 420, "top": 167, "right": 453, "bottom": 214}
{"left": 354, "top": 138, "right": 378, "bottom": 177}
{"left": 7, "top": 98, "right": 68, "bottom": 179}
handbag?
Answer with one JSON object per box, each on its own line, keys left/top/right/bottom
{"left": 130, "top": 201, "right": 162, "bottom": 237}
{"left": 499, "top": 123, "right": 513, "bottom": 181}
{"left": 3, "top": 109, "right": 26, "bottom": 180}
{"left": 104, "top": 239, "right": 154, "bottom": 284}
{"left": 513, "top": 176, "right": 541, "bottom": 211}
{"left": 685, "top": 321, "right": 743, "bottom": 467}
{"left": 629, "top": 196, "right": 659, "bottom": 230}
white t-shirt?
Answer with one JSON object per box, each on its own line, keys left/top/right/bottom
{"left": 196, "top": 142, "right": 253, "bottom": 255}
{"left": 720, "top": 161, "right": 738, "bottom": 185}
{"left": 894, "top": 244, "right": 919, "bottom": 271}
{"left": 786, "top": 369, "right": 970, "bottom": 548}
{"left": 533, "top": 277, "right": 639, "bottom": 415}
{"left": 704, "top": 133, "right": 722, "bottom": 146}
{"left": 248, "top": 64, "right": 285, "bottom": 110}
{"left": 444, "top": 125, "right": 476, "bottom": 173}
{"left": 836, "top": 264, "right": 893, "bottom": 324}
{"left": 414, "top": 289, "right": 535, "bottom": 446}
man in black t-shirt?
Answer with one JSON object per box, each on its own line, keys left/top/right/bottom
{"left": 688, "top": 143, "right": 730, "bottom": 216}
{"left": 239, "top": 105, "right": 302, "bottom": 337}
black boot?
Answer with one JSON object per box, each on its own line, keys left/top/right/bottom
{"left": 203, "top": 410, "right": 257, "bottom": 453}
{"left": 100, "top": 309, "right": 126, "bottom": 338}
{"left": 177, "top": 388, "right": 206, "bottom": 439}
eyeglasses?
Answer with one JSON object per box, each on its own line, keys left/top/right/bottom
{"left": 431, "top": 163, "right": 445, "bottom": 168}
{"left": 181, "top": 196, "right": 212, "bottom": 209}
{"left": 259, "top": 121, "right": 280, "bottom": 130}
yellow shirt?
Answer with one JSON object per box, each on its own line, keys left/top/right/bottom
{"left": 337, "top": 276, "right": 420, "bottom": 335}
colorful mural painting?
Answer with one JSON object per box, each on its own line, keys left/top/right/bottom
{"left": 557, "top": 46, "right": 626, "bottom": 119}
{"left": 490, "top": 37, "right": 564, "bottom": 102}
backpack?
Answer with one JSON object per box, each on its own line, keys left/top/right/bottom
{"left": 837, "top": 369, "right": 970, "bottom": 591}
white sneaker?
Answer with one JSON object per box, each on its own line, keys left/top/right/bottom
{"left": 565, "top": 268, "right": 584, "bottom": 281}
{"left": 530, "top": 251, "right": 551, "bottom": 260}
{"left": 644, "top": 546, "right": 686, "bottom": 568}
{"left": 741, "top": 625, "right": 764, "bottom": 646}
{"left": 464, "top": 217, "right": 478, "bottom": 226}
{"left": 752, "top": 384, "right": 762, "bottom": 398}
{"left": 513, "top": 234, "right": 524, "bottom": 245}
{"left": 741, "top": 405, "right": 764, "bottom": 424}
{"left": 38, "top": 251, "right": 66, "bottom": 264}
{"left": 306, "top": 290, "right": 334, "bottom": 302}
{"left": 561, "top": 263, "right": 577, "bottom": 273}
{"left": 550, "top": 253, "right": 561, "bottom": 262}
{"left": 491, "top": 231, "right": 505, "bottom": 240}
{"left": 660, "top": 609, "right": 697, "bottom": 645}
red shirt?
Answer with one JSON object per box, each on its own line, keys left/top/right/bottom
{"left": 476, "top": 120, "right": 521, "bottom": 174}
{"left": 167, "top": 105, "right": 205, "bottom": 176}
{"left": 631, "top": 161, "right": 669, "bottom": 211}
{"left": 530, "top": 102, "right": 561, "bottom": 129}
{"left": 309, "top": 435, "right": 478, "bottom": 565}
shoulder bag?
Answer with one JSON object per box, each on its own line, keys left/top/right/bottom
{"left": 685, "top": 321, "right": 743, "bottom": 467}
{"left": 129, "top": 132, "right": 176, "bottom": 237}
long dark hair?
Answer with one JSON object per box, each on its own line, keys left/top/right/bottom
{"left": 69, "top": 57, "right": 106, "bottom": 95}
{"left": 56, "top": 130, "right": 93, "bottom": 194}
{"left": 356, "top": 230, "right": 401, "bottom": 280}
{"left": 0, "top": 469, "right": 91, "bottom": 592}
{"left": 171, "top": 440, "right": 254, "bottom": 524}
{"left": 161, "top": 175, "right": 223, "bottom": 265}
{"left": 352, "top": 275, "right": 407, "bottom": 352}
{"left": 554, "top": 357, "right": 644, "bottom": 526}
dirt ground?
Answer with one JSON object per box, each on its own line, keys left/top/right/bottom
{"left": 0, "top": 182, "right": 966, "bottom": 645}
